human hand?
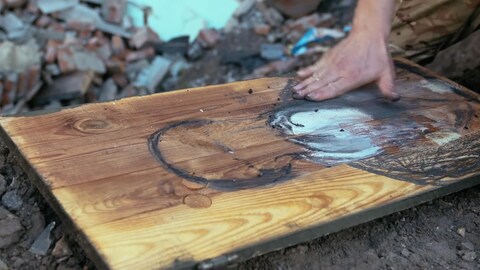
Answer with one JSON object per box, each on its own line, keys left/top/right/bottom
{"left": 293, "top": 31, "right": 399, "bottom": 102}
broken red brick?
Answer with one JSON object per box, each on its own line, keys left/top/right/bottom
{"left": 3, "top": 0, "right": 27, "bottom": 8}
{"left": 262, "top": 8, "right": 285, "bottom": 27}
{"left": 57, "top": 47, "right": 76, "bottom": 73}
{"left": 57, "top": 45, "right": 106, "bottom": 74}
{"left": 125, "top": 47, "right": 155, "bottom": 62}
{"left": 35, "top": 15, "right": 52, "bottom": 28}
{"left": 26, "top": 0, "right": 39, "bottom": 13}
{"left": 66, "top": 21, "right": 96, "bottom": 32}
{"left": 254, "top": 24, "right": 272, "bottom": 36}
{"left": 284, "top": 13, "right": 333, "bottom": 42}
{"left": 34, "top": 71, "right": 95, "bottom": 104}
{"left": 112, "top": 73, "right": 129, "bottom": 88}
{"left": 105, "top": 58, "right": 126, "bottom": 74}
{"left": 27, "top": 65, "right": 41, "bottom": 91}
{"left": 94, "top": 31, "right": 109, "bottom": 45}
{"left": 3, "top": 73, "right": 18, "bottom": 106}
{"left": 129, "top": 27, "right": 161, "bottom": 49}
{"left": 198, "top": 29, "right": 221, "bottom": 49}
{"left": 101, "top": 0, "right": 127, "bottom": 25}
{"left": 111, "top": 35, "right": 126, "bottom": 57}
{"left": 44, "top": 40, "right": 61, "bottom": 64}
{"left": 284, "top": 13, "right": 333, "bottom": 33}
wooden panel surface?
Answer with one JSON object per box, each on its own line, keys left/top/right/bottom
{"left": 1, "top": 59, "right": 479, "bottom": 269}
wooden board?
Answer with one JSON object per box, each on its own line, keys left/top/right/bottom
{"left": 1, "top": 59, "right": 479, "bottom": 270}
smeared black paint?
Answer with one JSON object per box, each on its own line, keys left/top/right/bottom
{"left": 351, "top": 132, "right": 480, "bottom": 186}
{"left": 148, "top": 119, "right": 298, "bottom": 191}
{"left": 148, "top": 64, "right": 480, "bottom": 191}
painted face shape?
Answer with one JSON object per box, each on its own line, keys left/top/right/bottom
{"left": 270, "top": 107, "right": 381, "bottom": 166}
{"left": 268, "top": 88, "right": 426, "bottom": 166}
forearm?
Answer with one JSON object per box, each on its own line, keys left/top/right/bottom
{"left": 352, "top": 0, "right": 396, "bottom": 40}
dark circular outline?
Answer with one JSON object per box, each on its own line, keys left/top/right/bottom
{"left": 148, "top": 119, "right": 297, "bottom": 191}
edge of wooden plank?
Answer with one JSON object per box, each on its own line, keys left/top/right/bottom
{"left": 0, "top": 124, "right": 111, "bottom": 270}
{"left": 2, "top": 77, "right": 290, "bottom": 118}
{"left": 194, "top": 175, "right": 480, "bottom": 270}
{"left": 394, "top": 57, "right": 480, "bottom": 101}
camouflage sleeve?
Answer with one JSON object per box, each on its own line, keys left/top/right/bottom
{"left": 389, "top": 0, "right": 480, "bottom": 62}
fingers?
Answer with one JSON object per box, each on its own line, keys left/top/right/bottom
{"left": 304, "top": 77, "right": 356, "bottom": 102}
{"left": 294, "top": 71, "right": 340, "bottom": 99}
{"left": 293, "top": 75, "right": 317, "bottom": 93}
{"left": 297, "top": 66, "right": 315, "bottom": 78}
{"left": 376, "top": 60, "right": 400, "bottom": 101}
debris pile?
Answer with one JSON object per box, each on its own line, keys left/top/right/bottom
{"left": 0, "top": 0, "right": 354, "bottom": 114}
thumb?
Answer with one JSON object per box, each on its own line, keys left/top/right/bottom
{"left": 377, "top": 68, "right": 400, "bottom": 101}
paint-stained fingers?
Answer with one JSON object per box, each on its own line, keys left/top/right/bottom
{"left": 293, "top": 75, "right": 316, "bottom": 93}
{"left": 295, "top": 72, "right": 340, "bottom": 98}
{"left": 297, "top": 66, "right": 316, "bottom": 79}
{"left": 297, "top": 58, "right": 327, "bottom": 78}
{"left": 305, "top": 77, "right": 356, "bottom": 102}
{"left": 377, "top": 61, "right": 400, "bottom": 101}
{"left": 294, "top": 67, "right": 335, "bottom": 92}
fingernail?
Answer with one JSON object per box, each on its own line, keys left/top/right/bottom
{"left": 390, "top": 92, "right": 401, "bottom": 102}
{"left": 292, "top": 93, "right": 302, "bottom": 99}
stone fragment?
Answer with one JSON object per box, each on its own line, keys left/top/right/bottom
{"left": 101, "top": 0, "right": 127, "bottom": 24}
{"left": 462, "top": 251, "right": 477, "bottom": 262}
{"left": 1, "top": 191, "right": 23, "bottom": 211}
{"left": 158, "top": 36, "right": 189, "bottom": 55}
{"left": 134, "top": 56, "right": 172, "bottom": 93}
{"left": 27, "top": 207, "right": 46, "bottom": 243}
{"left": 3, "top": 0, "right": 27, "bottom": 8}
{"left": 461, "top": 242, "right": 475, "bottom": 251}
{"left": 52, "top": 236, "right": 72, "bottom": 258}
{"left": 401, "top": 248, "right": 410, "bottom": 257}
{"left": 0, "top": 175, "right": 5, "bottom": 196}
{"left": 34, "top": 71, "right": 94, "bottom": 104}
{"left": 29, "top": 222, "right": 55, "bottom": 256}
{"left": 0, "top": 259, "right": 7, "bottom": 270}
{"left": 198, "top": 29, "right": 221, "bottom": 49}
{"left": 57, "top": 46, "right": 106, "bottom": 74}
{"left": 99, "top": 78, "right": 118, "bottom": 102}
{"left": 262, "top": 8, "right": 284, "bottom": 27}
{"left": 0, "top": 207, "right": 24, "bottom": 249}
{"left": 260, "top": 43, "right": 285, "bottom": 60}
{"left": 0, "top": 40, "right": 41, "bottom": 74}
{"left": 234, "top": 0, "right": 255, "bottom": 17}
{"left": 37, "top": 0, "right": 78, "bottom": 14}
{"left": 129, "top": 27, "right": 160, "bottom": 49}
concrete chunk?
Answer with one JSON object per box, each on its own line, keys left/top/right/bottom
{"left": 134, "top": 56, "right": 172, "bottom": 93}
{"left": 37, "top": 0, "right": 78, "bottom": 14}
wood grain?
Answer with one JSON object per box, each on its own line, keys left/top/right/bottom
{"left": 0, "top": 59, "right": 479, "bottom": 270}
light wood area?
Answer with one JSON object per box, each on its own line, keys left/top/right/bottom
{"left": 0, "top": 59, "right": 479, "bottom": 269}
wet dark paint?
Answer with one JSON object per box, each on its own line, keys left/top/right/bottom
{"left": 148, "top": 120, "right": 299, "bottom": 191}
{"left": 148, "top": 63, "right": 480, "bottom": 191}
